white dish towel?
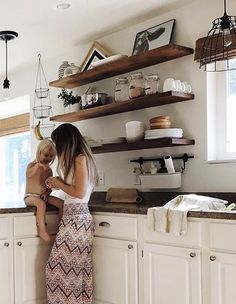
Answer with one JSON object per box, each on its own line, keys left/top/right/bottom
{"left": 147, "top": 194, "right": 228, "bottom": 236}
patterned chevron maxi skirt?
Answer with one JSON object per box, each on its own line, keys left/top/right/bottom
{"left": 46, "top": 202, "right": 95, "bottom": 304}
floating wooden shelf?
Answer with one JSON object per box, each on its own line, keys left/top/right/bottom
{"left": 50, "top": 91, "right": 194, "bottom": 122}
{"left": 49, "top": 44, "right": 194, "bottom": 89}
{"left": 91, "top": 138, "right": 195, "bottom": 154}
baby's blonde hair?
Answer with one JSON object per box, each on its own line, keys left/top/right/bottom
{"left": 35, "top": 139, "right": 56, "bottom": 165}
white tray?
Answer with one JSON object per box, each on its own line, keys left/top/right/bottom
{"left": 140, "top": 172, "right": 181, "bottom": 189}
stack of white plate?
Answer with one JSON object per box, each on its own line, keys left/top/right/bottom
{"left": 102, "top": 137, "right": 126, "bottom": 144}
{"left": 145, "top": 128, "right": 183, "bottom": 140}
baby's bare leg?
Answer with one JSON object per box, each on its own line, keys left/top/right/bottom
{"left": 24, "top": 196, "right": 51, "bottom": 242}
{"left": 48, "top": 195, "right": 64, "bottom": 223}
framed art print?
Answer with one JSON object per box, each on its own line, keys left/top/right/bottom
{"left": 132, "top": 19, "right": 175, "bottom": 55}
{"left": 81, "top": 41, "right": 112, "bottom": 71}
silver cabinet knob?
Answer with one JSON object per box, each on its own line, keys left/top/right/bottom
{"left": 190, "top": 252, "right": 196, "bottom": 258}
{"left": 210, "top": 255, "right": 216, "bottom": 261}
{"left": 17, "top": 241, "right": 22, "bottom": 246}
{"left": 4, "top": 242, "right": 9, "bottom": 247}
{"left": 128, "top": 244, "right": 133, "bottom": 249}
{"left": 98, "top": 221, "right": 110, "bottom": 228}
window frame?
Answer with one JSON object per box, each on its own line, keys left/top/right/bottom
{"left": 0, "top": 113, "right": 29, "bottom": 136}
{"left": 207, "top": 59, "right": 236, "bottom": 162}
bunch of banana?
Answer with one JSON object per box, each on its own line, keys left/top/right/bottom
{"left": 34, "top": 121, "right": 44, "bottom": 140}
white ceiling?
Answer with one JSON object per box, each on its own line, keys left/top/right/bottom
{"left": 0, "top": 0, "right": 191, "bottom": 76}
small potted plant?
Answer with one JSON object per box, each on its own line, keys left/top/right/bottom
{"left": 57, "top": 89, "right": 81, "bottom": 112}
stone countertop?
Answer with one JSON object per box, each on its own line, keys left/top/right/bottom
{"left": 88, "top": 201, "right": 236, "bottom": 220}
{"left": 1, "top": 191, "right": 236, "bottom": 220}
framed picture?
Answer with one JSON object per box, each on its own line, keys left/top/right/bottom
{"left": 81, "top": 41, "right": 112, "bottom": 71}
{"left": 132, "top": 19, "right": 175, "bottom": 55}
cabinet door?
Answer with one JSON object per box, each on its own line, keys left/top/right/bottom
{"left": 0, "top": 240, "right": 14, "bottom": 304}
{"left": 14, "top": 237, "right": 53, "bottom": 304}
{"left": 93, "top": 237, "right": 138, "bottom": 304}
{"left": 210, "top": 251, "right": 236, "bottom": 304}
{"left": 143, "top": 243, "right": 202, "bottom": 304}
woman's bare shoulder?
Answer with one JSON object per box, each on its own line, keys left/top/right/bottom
{"left": 75, "top": 154, "right": 86, "bottom": 162}
{"left": 75, "top": 154, "right": 87, "bottom": 170}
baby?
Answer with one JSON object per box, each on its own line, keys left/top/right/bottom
{"left": 24, "top": 139, "right": 63, "bottom": 242}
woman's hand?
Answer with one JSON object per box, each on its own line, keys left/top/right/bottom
{"left": 40, "top": 193, "right": 48, "bottom": 202}
{"left": 45, "top": 176, "right": 62, "bottom": 190}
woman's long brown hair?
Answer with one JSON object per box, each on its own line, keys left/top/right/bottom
{"left": 51, "top": 123, "right": 98, "bottom": 186}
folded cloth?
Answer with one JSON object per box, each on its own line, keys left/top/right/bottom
{"left": 147, "top": 194, "right": 228, "bottom": 236}
{"left": 105, "top": 188, "right": 143, "bottom": 203}
{"left": 147, "top": 207, "right": 167, "bottom": 232}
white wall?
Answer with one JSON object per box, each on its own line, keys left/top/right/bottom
{"left": 9, "top": 0, "right": 236, "bottom": 192}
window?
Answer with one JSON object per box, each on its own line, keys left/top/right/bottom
{"left": 207, "top": 59, "right": 236, "bottom": 162}
{"left": 0, "top": 95, "right": 30, "bottom": 208}
{"left": 0, "top": 132, "right": 30, "bottom": 208}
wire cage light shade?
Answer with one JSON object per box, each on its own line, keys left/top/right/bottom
{"left": 200, "top": 0, "right": 236, "bottom": 72}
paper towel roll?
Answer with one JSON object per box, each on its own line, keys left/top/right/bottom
{"left": 164, "top": 155, "right": 175, "bottom": 173}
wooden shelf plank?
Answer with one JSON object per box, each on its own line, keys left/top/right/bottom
{"left": 91, "top": 138, "right": 195, "bottom": 154}
{"left": 50, "top": 91, "right": 194, "bottom": 122}
{"left": 49, "top": 44, "right": 194, "bottom": 89}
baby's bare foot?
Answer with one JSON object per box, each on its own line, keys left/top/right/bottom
{"left": 39, "top": 230, "right": 51, "bottom": 243}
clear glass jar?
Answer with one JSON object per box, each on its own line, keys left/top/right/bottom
{"left": 145, "top": 74, "right": 160, "bottom": 95}
{"left": 129, "top": 72, "right": 145, "bottom": 99}
{"left": 115, "top": 77, "right": 129, "bottom": 102}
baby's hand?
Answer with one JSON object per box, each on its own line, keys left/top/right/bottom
{"left": 37, "top": 162, "right": 47, "bottom": 170}
{"left": 45, "top": 176, "right": 60, "bottom": 189}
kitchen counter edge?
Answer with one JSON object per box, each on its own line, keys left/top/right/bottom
{"left": 1, "top": 201, "right": 236, "bottom": 220}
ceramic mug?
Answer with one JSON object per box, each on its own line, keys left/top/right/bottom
{"left": 163, "top": 78, "right": 175, "bottom": 92}
{"left": 181, "top": 81, "right": 192, "bottom": 93}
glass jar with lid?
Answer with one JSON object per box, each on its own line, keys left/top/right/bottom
{"left": 129, "top": 72, "right": 145, "bottom": 99}
{"left": 145, "top": 74, "right": 160, "bottom": 95}
{"left": 114, "top": 77, "right": 129, "bottom": 102}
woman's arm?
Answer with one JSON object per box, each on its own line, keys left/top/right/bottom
{"left": 46, "top": 155, "right": 88, "bottom": 198}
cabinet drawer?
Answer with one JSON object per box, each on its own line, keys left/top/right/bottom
{"left": 143, "top": 218, "right": 201, "bottom": 247}
{"left": 210, "top": 222, "right": 236, "bottom": 251}
{"left": 13, "top": 213, "right": 59, "bottom": 237}
{"left": 93, "top": 214, "right": 138, "bottom": 240}
{"left": 0, "top": 217, "right": 10, "bottom": 239}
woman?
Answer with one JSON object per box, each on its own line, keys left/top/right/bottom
{"left": 45, "top": 123, "right": 98, "bottom": 304}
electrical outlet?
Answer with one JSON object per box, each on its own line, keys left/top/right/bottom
{"left": 98, "top": 171, "right": 105, "bottom": 185}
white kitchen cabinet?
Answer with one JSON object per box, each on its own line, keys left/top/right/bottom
{"left": 93, "top": 237, "right": 138, "bottom": 304}
{"left": 14, "top": 237, "right": 53, "bottom": 304}
{"left": 142, "top": 217, "right": 202, "bottom": 304}
{"left": 92, "top": 213, "right": 138, "bottom": 304}
{"left": 0, "top": 216, "right": 14, "bottom": 304}
{"left": 209, "top": 251, "right": 236, "bottom": 304}
{"left": 205, "top": 220, "right": 236, "bottom": 304}
{"left": 143, "top": 243, "right": 202, "bottom": 304}
{"left": 0, "top": 239, "right": 14, "bottom": 304}
{"left": 0, "top": 212, "right": 58, "bottom": 304}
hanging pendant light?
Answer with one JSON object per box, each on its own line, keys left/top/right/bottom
{"left": 0, "top": 30, "right": 18, "bottom": 99}
{"left": 200, "top": 0, "right": 236, "bottom": 72}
